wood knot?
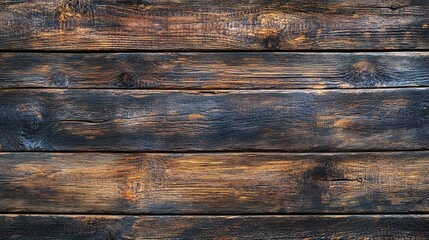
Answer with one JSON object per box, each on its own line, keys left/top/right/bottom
{"left": 345, "top": 61, "right": 381, "bottom": 87}
{"left": 119, "top": 72, "right": 138, "bottom": 87}
{"left": 353, "top": 61, "right": 376, "bottom": 74}
{"left": 50, "top": 72, "right": 69, "bottom": 87}
{"left": 23, "top": 115, "right": 43, "bottom": 134}
{"left": 262, "top": 34, "right": 281, "bottom": 50}
{"left": 15, "top": 104, "right": 45, "bottom": 135}
{"left": 256, "top": 11, "right": 288, "bottom": 50}
{"left": 56, "top": 0, "right": 92, "bottom": 21}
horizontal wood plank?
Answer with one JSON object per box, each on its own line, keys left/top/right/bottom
{"left": 1, "top": 52, "right": 429, "bottom": 89}
{"left": 0, "top": 89, "right": 428, "bottom": 152}
{"left": 0, "top": 0, "right": 428, "bottom": 50}
{"left": 1, "top": 215, "right": 428, "bottom": 239}
{"left": 1, "top": 152, "right": 428, "bottom": 213}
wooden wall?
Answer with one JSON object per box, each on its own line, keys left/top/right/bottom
{"left": 0, "top": 0, "right": 428, "bottom": 239}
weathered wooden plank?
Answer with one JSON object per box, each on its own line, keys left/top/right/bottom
{"left": 2, "top": 52, "right": 429, "bottom": 89}
{"left": 1, "top": 152, "right": 428, "bottom": 213}
{"left": 1, "top": 89, "right": 428, "bottom": 152}
{"left": 0, "top": 0, "right": 428, "bottom": 50}
{"left": 1, "top": 215, "right": 428, "bottom": 239}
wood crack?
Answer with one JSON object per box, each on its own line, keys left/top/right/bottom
{"left": 55, "top": 119, "right": 111, "bottom": 124}
{"left": 318, "top": 177, "right": 364, "bottom": 183}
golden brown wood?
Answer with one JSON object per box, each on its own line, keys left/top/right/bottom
{"left": 1, "top": 152, "right": 428, "bottom": 213}
{"left": 1, "top": 0, "right": 428, "bottom": 50}
{"left": 1, "top": 214, "right": 429, "bottom": 239}
{"left": 1, "top": 52, "right": 429, "bottom": 89}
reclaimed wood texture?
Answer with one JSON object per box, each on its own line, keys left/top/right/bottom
{"left": 1, "top": 215, "right": 429, "bottom": 239}
{"left": 1, "top": 0, "right": 429, "bottom": 50}
{"left": 1, "top": 52, "right": 429, "bottom": 89}
{"left": 1, "top": 1, "right": 429, "bottom": 238}
{"left": 0, "top": 88, "right": 428, "bottom": 152}
{"left": 0, "top": 152, "right": 428, "bottom": 214}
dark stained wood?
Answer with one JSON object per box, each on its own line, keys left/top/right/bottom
{"left": 1, "top": 152, "right": 428, "bottom": 214}
{"left": 1, "top": 0, "right": 429, "bottom": 50}
{"left": 0, "top": 88, "right": 428, "bottom": 152}
{"left": 1, "top": 52, "right": 429, "bottom": 89}
{"left": 2, "top": 0, "right": 428, "bottom": 238}
{"left": 1, "top": 214, "right": 429, "bottom": 239}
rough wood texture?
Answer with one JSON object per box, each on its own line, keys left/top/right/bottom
{"left": 1, "top": 215, "right": 429, "bottom": 239}
{"left": 0, "top": 88, "right": 428, "bottom": 152}
{"left": 2, "top": 52, "right": 429, "bottom": 89}
{"left": 1, "top": 0, "right": 428, "bottom": 50}
{"left": 2, "top": 0, "right": 429, "bottom": 238}
{"left": 1, "top": 152, "right": 428, "bottom": 214}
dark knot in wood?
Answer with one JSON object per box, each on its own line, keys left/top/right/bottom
{"left": 119, "top": 72, "right": 138, "bottom": 87}
{"left": 262, "top": 35, "right": 281, "bottom": 50}
{"left": 23, "top": 116, "right": 42, "bottom": 134}
{"left": 51, "top": 72, "right": 69, "bottom": 87}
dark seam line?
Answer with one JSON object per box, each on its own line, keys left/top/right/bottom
{"left": 1, "top": 86, "right": 429, "bottom": 91}
{"left": 1, "top": 49, "right": 429, "bottom": 53}
{"left": 0, "top": 212, "right": 428, "bottom": 216}
{"left": 1, "top": 149, "right": 429, "bottom": 154}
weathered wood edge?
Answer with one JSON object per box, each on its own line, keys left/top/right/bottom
{"left": 1, "top": 0, "right": 428, "bottom": 50}
{"left": 1, "top": 214, "right": 428, "bottom": 239}
{"left": 1, "top": 52, "right": 429, "bottom": 89}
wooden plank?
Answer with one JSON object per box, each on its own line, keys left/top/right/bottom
{"left": 1, "top": 152, "right": 428, "bottom": 213}
{"left": 0, "top": 1, "right": 428, "bottom": 50}
{"left": 0, "top": 89, "right": 428, "bottom": 152}
{"left": 2, "top": 52, "right": 429, "bottom": 89}
{"left": 1, "top": 215, "right": 428, "bottom": 239}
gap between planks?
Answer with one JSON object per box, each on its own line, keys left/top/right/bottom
{"left": 2, "top": 86, "right": 429, "bottom": 91}
{"left": 0, "top": 213, "right": 428, "bottom": 216}
{"left": 2, "top": 87, "right": 429, "bottom": 91}
{"left": 2, "top": 50, "right": 429, "bottom": 53}
{"left": 2, "top": 149, "right": 429, "bottom": 154}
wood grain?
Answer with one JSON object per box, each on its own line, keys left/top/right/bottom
{"left": 1, "top": 215, "right": 429, "bottom": 239}
{"left": 1, "top": 0, "right": 428, "bottom": 50}
{"left": 2, "top": 52, "right": 429, "bottom": 89}
{"left": 2, "top": 0, "right": 428, "bottom": 238}
{"left": 1, "top": 152, "right": 428, "bottom": 213}
{"left": 0, "top": 88, "right": 428, "bottom": 152}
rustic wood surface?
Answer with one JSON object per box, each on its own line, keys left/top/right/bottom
{"left": 1, "top": 0, "right": 428, "bottom": 50}
{"left": 1, "top": 0, "right": 429, "bottom": 238}
{"left": 0, "top": 88, "right": 428, "bottom": 152}
{"left": 0, "top": 152, "right": 428, "bottom": 214}
{"left": 1, "top": 52, "right": 429, "bottom": 89}
{"left": 1, "top": 215, "right": 429, "bottom": 239}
